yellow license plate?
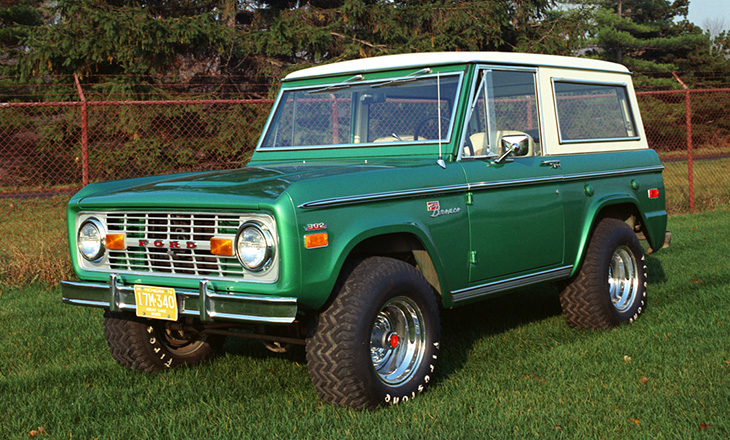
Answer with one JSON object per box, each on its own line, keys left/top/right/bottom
{"left": 134, "top": 285, "right": 178, "bottom": 321}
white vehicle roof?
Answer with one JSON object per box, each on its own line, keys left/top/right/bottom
{"left": 285, "top": 52, "right": 630, "bottom": 81}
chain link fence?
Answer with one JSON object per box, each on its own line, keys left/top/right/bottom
{"left": 1, "top": 82, "right": 729, "bottom": 214}
{"left": 637, "top": 88, "right": 730, "bottom": 213}
{"left": 0, "top": 99, "right": 272, "bottom": 197}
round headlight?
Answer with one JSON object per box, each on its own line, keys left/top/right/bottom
{"left": 78, "top": 219, "right": 105, "bottom": 262}
{"left": 236, "top": 223, "right": 274, "bottom": 271}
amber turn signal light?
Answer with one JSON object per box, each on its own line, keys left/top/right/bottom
{"left": 105, "top": 234, "right": 126, "bottom": 250}
{"left": 304, "top": 233, "right": 328, "bottom": 249}
{"left": 210, "top": 237, "right": 234, "bottom": 256}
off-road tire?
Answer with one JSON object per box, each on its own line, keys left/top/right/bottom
{"left": 559, "top": 218, "right": 647, "bottom": 329}
{"left": 103, "top": 311, "right": 224, "bottom": 372}
{"left": 306, "top": 257, "right": 441, "bottom": 409}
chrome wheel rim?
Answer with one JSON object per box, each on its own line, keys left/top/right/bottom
{"left": 608, "top": 245, "right": 639, "bottom": 313}
{"left": 158, "top": 322, "right": 207, "bottom": 355}
{"left": 370, "top": 296, "right": 426, "bottom": 386}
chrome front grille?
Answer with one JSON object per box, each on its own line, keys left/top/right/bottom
{"left": 77, "top": 211, "right": 278, "bottom": 283}
{"left": 106, "top": 212, "right": 243, "bottom": 278}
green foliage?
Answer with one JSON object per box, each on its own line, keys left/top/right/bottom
{"left": 13, "top": 0, "right": 232, "bottom": 79}
{"left": 4, "top": 0, "right": 571, "bottom": 85}
{"left": 0, "top": 0, "right": 44, "bottom": 68}
{"left": 556, "top": 0, "right": 730, "bottom": 88}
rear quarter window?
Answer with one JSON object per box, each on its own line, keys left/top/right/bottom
{"left": 553, "top": 81, "right": 638, "bottom": 143}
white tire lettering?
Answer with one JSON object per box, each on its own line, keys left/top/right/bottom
{"left": 418, "top": 384, "right": 424, "bottom": 393}
{"left": 429, "top": 364, "right": 434, "bottom": 372}
{"left": 149, "top": 337, "right": 156, "bottom": 345}
{"left": 424, "top": 375, "right": 430, "bottom": 383}
{"left": 385, "top": 394, "right": 391, "bottom": 403}
{"left": 147, "top": 326, "right": 154, "bottom": 334}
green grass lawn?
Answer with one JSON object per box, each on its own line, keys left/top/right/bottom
{"left": 1, "top": 207, "right": 729, "bottom": 439}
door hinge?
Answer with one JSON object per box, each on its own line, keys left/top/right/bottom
{"left": 466, "top": 192, "right": 474, "bottom": 205}
{"left": 469, "top": 251, "right": 478, "bottom": 264}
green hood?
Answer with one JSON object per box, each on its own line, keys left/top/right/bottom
{"left": 72, "top": 163, "right": 394, "bottom": 210}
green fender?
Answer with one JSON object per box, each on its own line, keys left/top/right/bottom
{"left": 570, "top": 193, "right": 653, "bottom": 277}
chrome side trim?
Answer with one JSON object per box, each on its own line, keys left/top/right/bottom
{"left": 452, "top": 266, "right": 573, "bottom": 302}
{"left": 562, "top": 165, "right": 664, "bottom": 181}
{"left": 298, "top": 184, "right": 469, "bottom": 209}
{"left": 298, "top": 165, "right": 664, "bottom": 209}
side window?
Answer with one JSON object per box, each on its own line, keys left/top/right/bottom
{"left": 462, "top": 69, "right": 540, "bottom": 158}
{"left": 553, "top": 81, "right": 637, "bottom": 142}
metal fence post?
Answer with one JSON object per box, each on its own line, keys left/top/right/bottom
{"left": 74, "top": 74, "right": 89, "bottom": 187}
{"left": 673, "top": 72, "right": 695, "bottom": 212}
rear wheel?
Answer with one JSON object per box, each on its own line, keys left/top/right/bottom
{"left": 559, "top": 218, "right": 647, "bottom": 329}
{"left": 306, "top": 257, "right": 441, "bottom": 409}
{"left": 103, "top": 311, "right": 224, "bottom": 372}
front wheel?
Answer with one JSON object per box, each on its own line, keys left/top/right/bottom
{"left": 306, "top": 257, "right": 441, "bottom": 409}
{"left": 103, "top": 311, "right": 224, "bottom": 372}
{"left": 559, "top": 218, "right": 647, "bottom": 329}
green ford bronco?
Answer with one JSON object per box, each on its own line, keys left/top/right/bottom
{"left": 62, "top": 52, "right": 670, "bottom": 409}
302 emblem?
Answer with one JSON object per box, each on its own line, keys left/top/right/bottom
{"left": 305, "top": 223, "right": 327, "bottom": 231}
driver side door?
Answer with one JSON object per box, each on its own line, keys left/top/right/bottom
{"left": 460, "top": 68, "right": 566, "bottom": 285}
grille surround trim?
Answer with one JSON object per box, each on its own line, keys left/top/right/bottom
{"left": 75, "top": 211, "right": 279, "bottom": 283}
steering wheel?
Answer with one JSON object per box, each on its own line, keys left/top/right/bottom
{"left": 414, "top": 116, "right": 450, "bottom": 141}
{"left": 463, "top": 135, "right": 475, "bottom": 157}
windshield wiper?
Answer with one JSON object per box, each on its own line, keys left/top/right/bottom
{"left": 371, "top": 68, "right": 433, "bottom": 89}
{"left": 308, "top": 74, "right": 365, "bottom": 94}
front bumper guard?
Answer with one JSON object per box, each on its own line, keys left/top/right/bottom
{"left": 61, "top": 274, "right": 298, "bottom": 324}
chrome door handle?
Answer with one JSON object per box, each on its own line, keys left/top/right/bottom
{"left": 541, "top": 160, "right": 561, "bottom": 169}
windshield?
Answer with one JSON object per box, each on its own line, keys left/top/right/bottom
{"left": 260, "top": 74, "right": 461, "bottom": 149}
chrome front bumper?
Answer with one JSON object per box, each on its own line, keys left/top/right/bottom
{"left": 61, "top": 274, "right": 298, "bottom": 324}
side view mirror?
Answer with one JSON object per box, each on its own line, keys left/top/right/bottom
{"left": 495, "top": 134, "right": 529, "bottom": 163}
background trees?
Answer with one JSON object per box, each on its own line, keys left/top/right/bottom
{"left": 0, "top": 0, "right": 727, "bottom": 92}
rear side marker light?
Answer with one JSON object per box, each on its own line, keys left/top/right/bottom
{"left": 105, "top": 234, "right": 126, "bottom": 250}
{"left": 211, "top": 237, "right": 234, "bottom": 256}
{"left": 648, "top": 188, "right": 660, "bottom": 199}
{"left": 305, "top": 233, "right": 329, "bottom": 249}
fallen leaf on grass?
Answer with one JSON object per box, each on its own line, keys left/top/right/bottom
{"left": 640, "top": 376, "right": 649, "bottom": 384}
{"left": 623, "top": 355, "right": 632, "bottom": 363}
{"left": 629, "top": 417, "right": 640, "bottom": 426}
{"left": 28, "top": 427, "right": 46, "bottom": 437}
{"left": 522, "top": 374, "right": 546, "bottom": 384}
{"left": 699, "top": 423, "right": 711, "bottom": 431}
{"left": 690, "top": 278, "right": 703, "bottom": 284}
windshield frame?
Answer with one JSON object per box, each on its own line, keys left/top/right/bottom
{"left": 256, "top": 70, "right": 465, "bottom": 152}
